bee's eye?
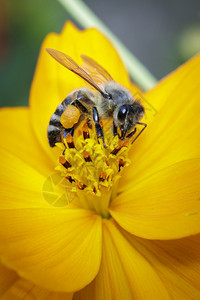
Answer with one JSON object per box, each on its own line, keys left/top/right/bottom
{"left": 118, "top": 105, "right": 128, "bottom": 121}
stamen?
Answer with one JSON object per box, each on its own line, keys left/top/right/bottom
{"left": 111, "top": 139, "right": 129, "bottom": 155}
{"left": 66, "top": 176, "right": 75, "bottom": 183}
{"left": 66, "top": 134, "right": 75, "bottom": 148}
{"left": 118, "top": 159, "right": 126, "bottom": 172}
{"left": 99, "top": 171, "right": 107, "bottom": 182}
{"left": 110, "top": 145, "right": 121, "bottom": 156}
{"left": 83, "top": 150, "right": 92, "bottom": 162}
{"left": 77, "top": 182, "right": 86, "bottom": 190}
{"left": 83, "top": 123, "right": 90, "bottom": 139}
{"left": 59, "top": 156, "right": 71, "bottom": 169}
{"left": 56, "top": 123, "right": 132, "bottom": 196}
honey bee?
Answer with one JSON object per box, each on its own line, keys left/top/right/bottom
{"left": 46, "top": 48, "right": 146, "bottom": 147}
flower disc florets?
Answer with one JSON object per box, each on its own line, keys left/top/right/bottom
{"left": 55, "top": 123, "right": 131, "bottom": 196}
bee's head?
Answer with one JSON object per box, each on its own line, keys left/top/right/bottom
{"left": 117, "top": 102, "right": 144, "bottom": 139}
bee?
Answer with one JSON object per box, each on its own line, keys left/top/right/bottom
{"left": 46, "top": 48, "right": 146, "bottom": 147}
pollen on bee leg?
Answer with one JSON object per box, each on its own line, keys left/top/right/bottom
{"left": 60, "top": 105, "right": 80, "bottom": 129}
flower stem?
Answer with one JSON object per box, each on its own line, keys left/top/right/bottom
{"left": 57, "top": 0, "right": 157, "bottom": 90}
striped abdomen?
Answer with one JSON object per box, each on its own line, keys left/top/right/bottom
{"left": 47, "top": 96, "right": 72, "bottom": 147}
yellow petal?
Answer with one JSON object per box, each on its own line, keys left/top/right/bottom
{"left": 73, "top": 219, "right": 170, "bottom": 300}
{"left": 0, "top": 147, "right": 52, "bottom": 209}
{"left": 122, "top": 229, "right": 200, "bottom": 299}
{"left": 30, "top": 22, "right": 135, "bottom": 159}
{"left": 0, "top": 263, "right": 18, "bottom": 296}
{"left": 0, "top": 115, "right": 77, "bottom": 209}
{"left": 114, "top": 54, "right": 200, "bottom": 239}
{"left": 119, "top": 54, "right": 200, "bottom": 194}
{"left": 110, "top": 158, "right": 200, "bottom": 239}
{"left": 0, "top": 107, "right": 54, "bottom": 176}
{"left": 0, "top": 208, "right": 102, "bottom": 292}
{"left": 0, "top": 263, "right": 73, "bottom": 299}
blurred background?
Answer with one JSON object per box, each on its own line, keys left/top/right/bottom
{"left": 0, "top": 0, "right": 200, "bottom": 107}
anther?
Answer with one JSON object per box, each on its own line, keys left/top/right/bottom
{"left": 83, "top": 123, "right": 90, "bottom": 139}
{"left": 59, "top": 156, "right": 72, "bottom": 169}
{"left": 111, "top": 139, "right": 128, "bottom": 155}
{"left": 66, "top": 134, "right": 75, "bottom": 148}
{"left": 83, "top": 150, "right": 92, "bottom": 162}
{"left": 77, "top": 182, "right": 86, "bottom": 190}
{"left": 66, "top": 176, "right": 75, "bottom": 183}
{"left": 110, "top": 142, "right": 123, "bottom": 155}
{"left": 99, "top": 171, "right": 107, "bottom": 182}
{"left": 118, "top": 159, "right": 126, "bottom": 172}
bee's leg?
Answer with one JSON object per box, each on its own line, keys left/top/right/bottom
{"left": 131, "top": 122, "right": 147, "bottom": 144}
{"left": 113, "top": 122, "right": 118, "bottom": 136}
{"left": 93, "top": 107, "right": 106, "bottom": 147}
{"left": 71, "top": 99, "right": 89, "bottom": 114}
{"left": 127, "top": 128, "right": 136, "bottom": 138}
{"left": 64, "top": 127, "right": 75, "bottom": 139}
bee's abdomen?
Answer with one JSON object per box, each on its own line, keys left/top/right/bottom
{"left": 47, "top": 125, "right": 63, "bottom": 147}
{"left": 47, "top": 96, "right": 72, "bottom": 147}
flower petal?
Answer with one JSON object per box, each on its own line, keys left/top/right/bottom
{"left": 30, "top": 22, "right": 134, "bottom": 158}
{"left": 0, "top": 263, "right": 73, "bottom": 299}
{"left": 0, "top": 208, "right": 102, "bottom": 292}
{"left": 0, "top": 147, "right": 52, "bottom": 209}
{"left": 110, "top": 158, "right": 200, "bottom": 239}
{"left": 0, "top": 262, "right": 18, "bottom": 296}
{"left": 0, "top": 107, "right": 54, "bottom": 176}
{"left": 114, "top": 54, "right": 200, "bottom": 239}
{"left": 0, "top": 107, "right": 102, "bottom": 292}
{"left": 119, "top": 54, "right": 200, "bottom": 194}
{"left": 122, "top": 230, "right": 200, "bottom": 299}
{"left": 73, "top": 219, "right": 170, "bottom": 300}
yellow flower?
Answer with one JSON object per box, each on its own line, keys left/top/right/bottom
{"left": 0, "top": 22, "right": 200, "bottom": 299}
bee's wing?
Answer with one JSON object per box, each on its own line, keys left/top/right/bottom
{"left": 81, "top": 55, "right": 113, "bottom": 83}
{"left": 46, "top": 48, "right": 107, "bottom": 96}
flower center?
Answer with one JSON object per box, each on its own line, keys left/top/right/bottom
{"left": 55, "top": 122, "right": 132, "bottom": 217}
